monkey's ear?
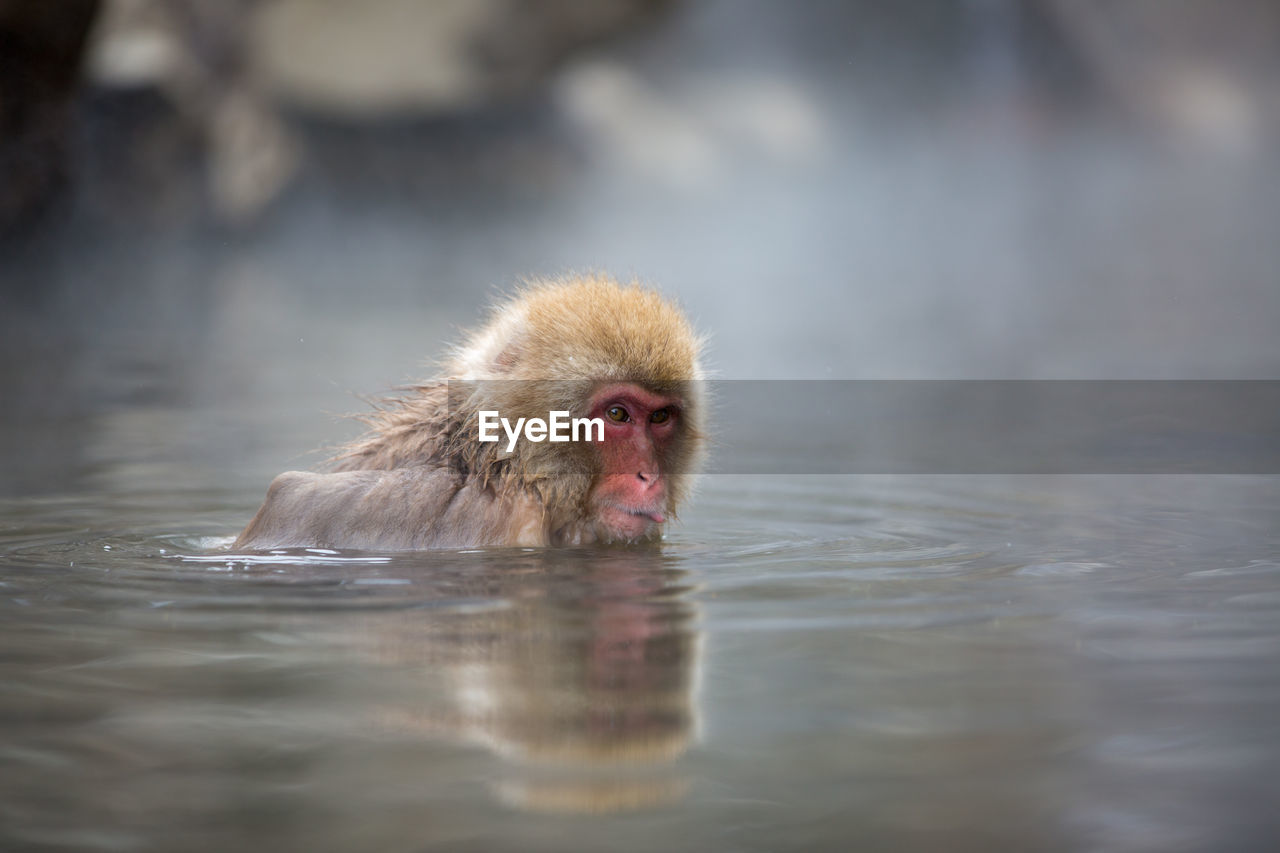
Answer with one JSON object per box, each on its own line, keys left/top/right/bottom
{"left": 452, "top": 306, "right": 530, "bottom": 379}
{"left": 492, "top": 341, "right": 522, "bottom": 371}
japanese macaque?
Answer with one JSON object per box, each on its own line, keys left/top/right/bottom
{"left": 234, "top": 274, "right": 705, "bottom": 550}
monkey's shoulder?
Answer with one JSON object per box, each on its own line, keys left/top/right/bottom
{"left": 237, "top": 466, "right": 536, "bottom": 550}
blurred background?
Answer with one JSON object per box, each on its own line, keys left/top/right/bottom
{"left": 2, "top": 0, "right": 1279, "bottom": 496}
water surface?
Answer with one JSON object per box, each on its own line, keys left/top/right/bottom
{"left": 3, "top": 474, "right": 1277, "bottom": 851}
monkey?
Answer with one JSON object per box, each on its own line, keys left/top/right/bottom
{"left": 234, "top": 274, "right": 705, "bottom": 550}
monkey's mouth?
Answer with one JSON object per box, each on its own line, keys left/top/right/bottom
{"left": 599, "top": 504, "right": 666, "bottom": 538}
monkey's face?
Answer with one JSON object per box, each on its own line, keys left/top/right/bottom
{"left": 586, "top": 383, "right": 685, "bottom": 542}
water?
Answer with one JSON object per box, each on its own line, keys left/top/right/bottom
{"left": 3, "top": 474, "right": 1278, "bottom": 851}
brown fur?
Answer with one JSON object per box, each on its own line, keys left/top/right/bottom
{"left": 235, "top": 274, "right": 705, "bottom": 550}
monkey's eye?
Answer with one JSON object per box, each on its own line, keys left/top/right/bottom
{"left": 649, "top": 408, "right": 671, "bottom": 424}
{"left": 606, "top": 405, "right": 630, "bottom": 423}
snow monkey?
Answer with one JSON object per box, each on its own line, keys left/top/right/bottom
{"left": 235, "top": 274, "right": 706, "bottom": 550}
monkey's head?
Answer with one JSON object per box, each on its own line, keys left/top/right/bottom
{"left": 450, "top": 274, "right": 706, "bottom": 545}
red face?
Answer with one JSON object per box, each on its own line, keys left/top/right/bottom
{"left": 587, "top": 383, "right": 682, "bottom": 541}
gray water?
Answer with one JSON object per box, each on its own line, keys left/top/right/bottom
{"left": 4, "top": 1, "right": 1280, "bottom": 850}
{"left": 3, "top": 475, "right": 1278, "bottom": 851}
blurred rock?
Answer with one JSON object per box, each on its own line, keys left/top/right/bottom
{"left": 257, "top": 0, "right": 673, "bottom": 116}
{"left": 0, "top": 0, "right": 99, "bottom": 235}
{"left": 82, "top": 0, "right": 672, "bottom": 224}
{"left": 1046, "top": 0, "right": 1280, "bottom": 152}
{"left": 88, "top": 0, "right": 297, "bottom": 224}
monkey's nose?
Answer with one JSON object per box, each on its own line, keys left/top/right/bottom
{"left": 637, "top": 470, "right": 658, "bottom": 487}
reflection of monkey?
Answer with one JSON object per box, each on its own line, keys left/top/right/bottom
{"left": 367, "top": 550, "right": 700, "bottom": 813}
{"left": 236, "top": 275, "right": 706, "bottom": 550}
